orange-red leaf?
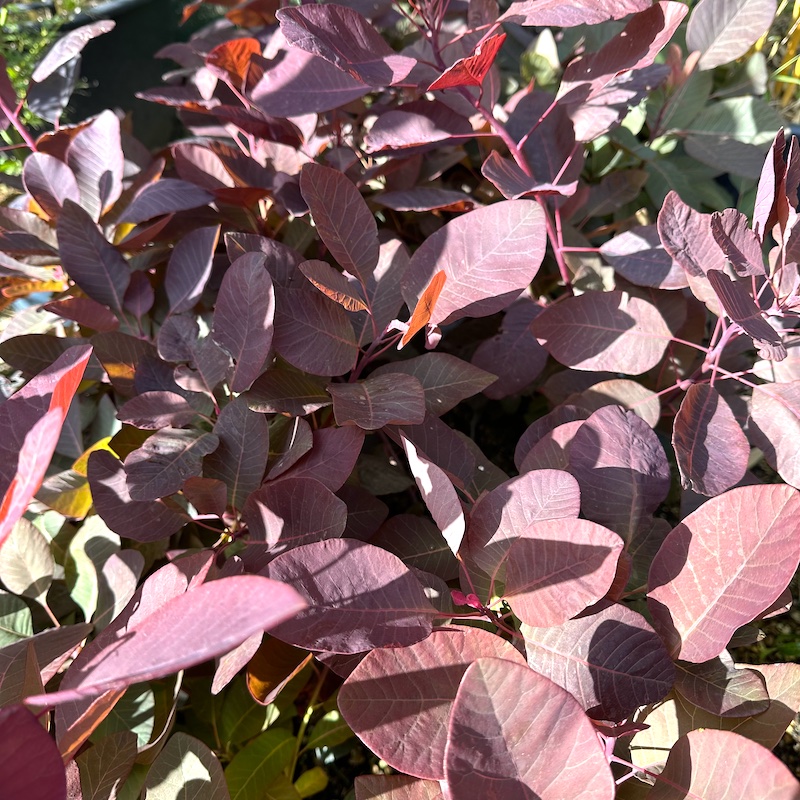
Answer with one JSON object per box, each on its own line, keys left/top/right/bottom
{"left": 401, "top": 271, "right": 446, "bottom": 348}
{"left": 206, "top": 37, "right": 262, "bottom": 88}
{"left": 428, "top": 33, "right": 506, "bottom": 91}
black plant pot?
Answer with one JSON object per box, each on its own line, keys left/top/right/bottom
{"left": 62, "top": 0, "right": 186, "bottom": 148}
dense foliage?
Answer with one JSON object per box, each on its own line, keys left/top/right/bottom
{"left": 0, "top": 0, "right": 799, "bottom": 798}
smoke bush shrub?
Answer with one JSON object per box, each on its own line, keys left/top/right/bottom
{"left": 0, "top": 0, "right": 798, "bottom": 797}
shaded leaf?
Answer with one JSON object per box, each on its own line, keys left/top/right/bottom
{"left": 76, "top": 730, "right": 137, "bottom": 800}
{"left": 165, "top": 226, "right": 220, "bottom": 315}
{"left": 355, "top": 775, "right": 444, "bottom": 799}
{"left": 246, "top": 365, "right": 331, "bottom": 416}
{"left": 22, "top": 153, "right": 80, "bottom": 220}
{"left": 246, "top": 636, "right": 312, "bottom": 706}
{"left": 710, "top": 208, "right": 765, "bottom": 276}
{"left": 117, "top": 391, "right": 198, "bottom": 430}
{"left": 225, "top": 728, "right": 294, "bottom": 800}
{"left": 32, "top": 21, "right": 115, "bottom": 82}
{"left": 282, "top": 426, "right": 364, "bottom": 491}
{"left": 600, "top": 225, "right": 688, "bottom": 290}
{"left": 0, "top": 518, "right": 53, "bottom": 602}
{"left": 121, "top": 179, "right": 214, "bottom": 225}
{"left": 329, "top": 374, "right": 426, "bottom": 430}
{"left": 144, "top": 732, "right": 230, "bottom": 799}
{"left": 750, "top": 382, "right": 800, "bottom": 488}
{"left": 300, "top": 260, "right": 367, "bottom": 311}
{"left": 648, "top": 484, "right": 800, "bottom": 662}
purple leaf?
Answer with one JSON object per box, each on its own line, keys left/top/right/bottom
{"left": 365, "top": 101, "right": 472, "bottom": 153}
{"left": 299, "top": 163, "right": 380, "bottom": 282}
{"left": 247, "top": 365, "right": 331, "bottom": 416}
{"left": 273, "top": 286, "right": 358, "bottom": 376}
{"left": 0, "top": 705, "right": 66, "bottom": 800}
{"left": 710, "top": 208, "right": 765, "bottom": 276}
{"left": 672, "top": 383, "right": 749, "bottom": 496}
{"left": 266, "top": 416, "right": 313, "bottom": 480}
{"left": 753, "top": 130, "right": 790, "bottom": 240}
{"left": 225, "top": 232, "right": 305, "bottom": 289}
{"left": 532, "top": 290, "right": 671, "bottom": 374}
{"left": 277, "top": 4, "right": 416, "bottom": 86}
{"left": 329, "top": 374, "right": 426, "bottom": 430}
{"left": 123, "top": 271, "right": 155, "bottom": 319}
{"left": 243, "top": 476, "right": 347, "bottom": 552}
{"left": 750, "top": 383, "right": 800, "bottom": 488}
{"left": 375, "top": 188, "right": 478, "bottom": 212}
{"left": 522, "top": 601, "right": 675, "bottom": 721}
{"left": 373, "top": 353, "right": 496, "bottom": 415}
{"left": 500, "top": 0, "right": 651, "bottom": 27}
{"left": 212, "top": 253, "right": 275, "bottom": 392}
{"left": 339, "top": 628, "right": 526, "bottom": 780}
{"left": 648, "top": 484, "right": 800, "bottom": 662}
{"left": 125, "top": 429, "right": 220, "bottom": 501}
{"left": 57, "top": 200, "right": 130, "bottom": 313}
{"left": 355, "top": 775, "right": 444, "bottom": 799}
{"left": 92, "top": 332, "right": 158, "bottom": 397}
{"left": 157, "top": 314, "right": 199, "bottom": 364}
{"left": 686, "top": 0, "right": 778, "bottom": 71}
{"left": 648, "top": 730, "right": 800, "bottom": 800}
{"left": 121, "top": 179, "right": 214, "bottom": 225}
{"left": 338, "top": 485, "right": 389, "bottom": 541}
{"left": 503, "top": 518, "right": 623, "bottom": 625}
{"left": 21, "top": 153, "right": 80, "bottom": 221}
{"left": 43, "top": 297, "right": 119, "bottom": 333}
{"left": 370, "top": 514, "right": 458, "bottom": 581}
{"left": 32, "top": 21, "right": 115, "bottom": 82}
{"left": 481, "top": 151, "right": 578, "bottom": 199}
{"left": 204, "top": 396, "right": 269, "bottom": 509}
{"left": 657, "top": 190, "right": 727, "bottom": 278}
{"left": 402, "top": 200, "right": 545, "bottom": 326}
{"left": 462, "top": 469, "right": 581, "bottom": 598}
{"left": 300, "top": 259, "right": 368, "bottom": 311}
{"left": 282, "top": 426, "right": 364, "bottom": 491}
{"left": 31, "top": 576, "right": 306, "bottom": 705}
{"left": 401, "top": 434, "right": 465, "bottom": 556}
{"left": 514, "top": 406, "right": 587, "bottom": 470}
{"left": 183, "top": 477, "right": 227, "bottom": 516}
{"left": 260, "top": 538, "right": 436, "bottom": 653}
{"left": 519, "top": 419, "right": 583, "bottom": 472}
{"left": 674, "top": 652, "right": 769, "bottom": 718}
{"left": 116, "top": 391, "right": 198, "bottom": 430}
{"left": 567, "top": 406, "right": 671, "bottom": 540}
{"left": 706, "top": 270, "right": 786, "bottom": 361}
{"left": 565, "top": 378, "right": 662, "bottom": 428}
{"left": 87, "top": 451, "right": 186, "bottom": 542}
{"left": 471, "top": 299, "right": 548, "bottom": 399}
{"left": 445, "top": 658, "right": 614, "bottom": 800}
{"left": 250, "top": 49, "right": 369, "bottom": 117}
{"left": 66, "top": 110, "right": 123, "bottom": 221}
{"left": 600, "top": 225, "right": 688, "bottom": 290}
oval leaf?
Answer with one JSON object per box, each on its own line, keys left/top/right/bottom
{"left": 329, "top": 374, "right": 426, "bottom": 430}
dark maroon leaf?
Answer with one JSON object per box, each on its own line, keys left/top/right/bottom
{"left": 401, "top": 434, "right": 465, "bottom": 556}
{"left": 600, "top": 225, "right": 688, "bottom": 290}
{"left": 481, "top": 150, "right": 578, "bottom": 199}
{"left": 338, "top": 485, "right": 389, "bottom": 541}
{"left": 116, "top": 391, "right": 198, "bottom": 430}
{"left": 339, "top": 628, "right": 526, "bottom": 780}
{"left": 500, "top": 0, "right": 650, "bottom": 27}
{"left": 568, "top": 406, "right": 670, "bottom": 540}
{"left": 22, "top": 153, "right": 80, "bottom": 221}
{"left": 273, "top": 287, "right": 358, "bottom": 376}
{"left": 260, "top": 539, "right": 436, "bottom": 653}
{"left": 282, "top": 426, "right": 364, "bottom": 491}
{"left": 157, "top": 315, "right": 199, "bottom": 364}
{"left": 224, "top": 232, "right": 304, "bottom": 289}
{"left": 299, "top": 164, "right": 379, "bottom": 283}
{"left": 88, "top": 451, "right": 186, "bottom": 541}
{"left": 32, "top": 21, "right": 115, "bottom": 82}
{"left": 277, "top": 4, "right": 416, "bottom": 86}
{"left": 123, "top": 271, "right": 155, "bottom": 319}
{"left": 0, "top": 705, "right": 66, "bottom": 800}
{"left": 375, "top": 188, "right": 477, "bottom": 212}
{"left": 648, "top": 729, "right": 800, "bottom": 800}
{"left": 32, "top": 576, "right": 307, "bottom": 705}
{"left": 66, "top": 111, "right": 123, "bottom": 221}
{"left": 710, "top": 208, "right": 765, "bottom": 276}
{"left": 522, "top": 601, "right": 675, "bottom": 721}
{"left": 300, "top": 260, "right": 368, "bottom": 311}
{"left": 121, "top": 179, "right": 214, "bottom": 225}
{"left": 42, "top": 297, "right": 119, "bottom": 333}
{"left": 445, "top": 658, "right": 615, "bottom": 800}
{"left": 329, "top": 374, "right": 426, "bottom": 430}
{"left": 243, "top": 476, "right": 346, "bottom": 551}
{"left": 204, "top": 396, "right": 269, "bottom": 509}
{"left": 674, "top": 652, "right": 769, "bottom": 718}
{"left": 513, "top": 406, "right": 587, "bottom": 470}
{"left": 519, "top": 419, "right": 583, "bottom": 472}
{"left": 266, "top": 416, "right": 313, "bottom": 480}
{"left": 182, "top": 476, "right": 227, "bottom": 516}
{"left": 706, "top": 270, "right": 786, "bottom": 360}
{"left": 124, "top": 429, "right": 219, "bottom": 501}
{"left": 92, "top": 332, "right": 157, "bottom": 396}
{"left": 246, "top": 364, "right": 331, "bottom": 415}
{"left": 370, "top": 514, "right": 459, "bottom": 581}
{"left": 503, "top": 518, "right": 623, "bottom": 625}
{"left": 57, "top": 200, "right": 130, "bottom": 313}
{"left": 428, "top": 33, "right": 506, "bottom": 91}
{"left": 471, "top": 299, "right": 547, "bottom": 399}
{"left": 532, "top": 290, "right": 671, "bottom": 374}
{"left": 657, "top": 190, "right": 727, "bottom": 278}
{"left": 249, "top": 49, "right": 369, "bottom": 117}
{"left": 402, "top": 200, "right": 545, "bottom": 326}
{"left": 672, "top": 383, "right": 749, "bottom": 496}
{"left": 461, "top": 469, "right": 581, "bottom": 598}
{"left": 0, "top": 336, "right": 103, "bottom": 383}
{"left": 373, "top": 354, "right": 496, "bottom": 415}
{"left": 212, "top": 252, "right": 275, "bottom": 392}
{"left": 174, "top": 336, "right": 231, "bottom": 399}
{"left": 648, "top": 484, "right": 800, "bottom": 662}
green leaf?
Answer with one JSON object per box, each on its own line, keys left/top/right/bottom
{"left": 266, "top": 774, "right": 303, "bottom": 800}
{"left": 0, "top": 518, "right": 54, "bottom": 602}
{"left": 220, "top": 678, "right": 276, "bottom": 750}
{"left": 144, "top": 732, "right": 230, "bottom": 800}
{"left": 294, "top": 766, "right": 328, "bottom": 799}
{"left": 91, "top": 683, "right": 155, "bottom": 748}
{"left": 65, "top": 514, "right": 120, "bottom": 621}
{"left": 225, "top": 729, "right": 295, "bottom": 800}
{"left": 0, "top": 590, "right": 33, "bottom": 646}
{"left": 302, "top": 711, "right": 355, "bottom": 754}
